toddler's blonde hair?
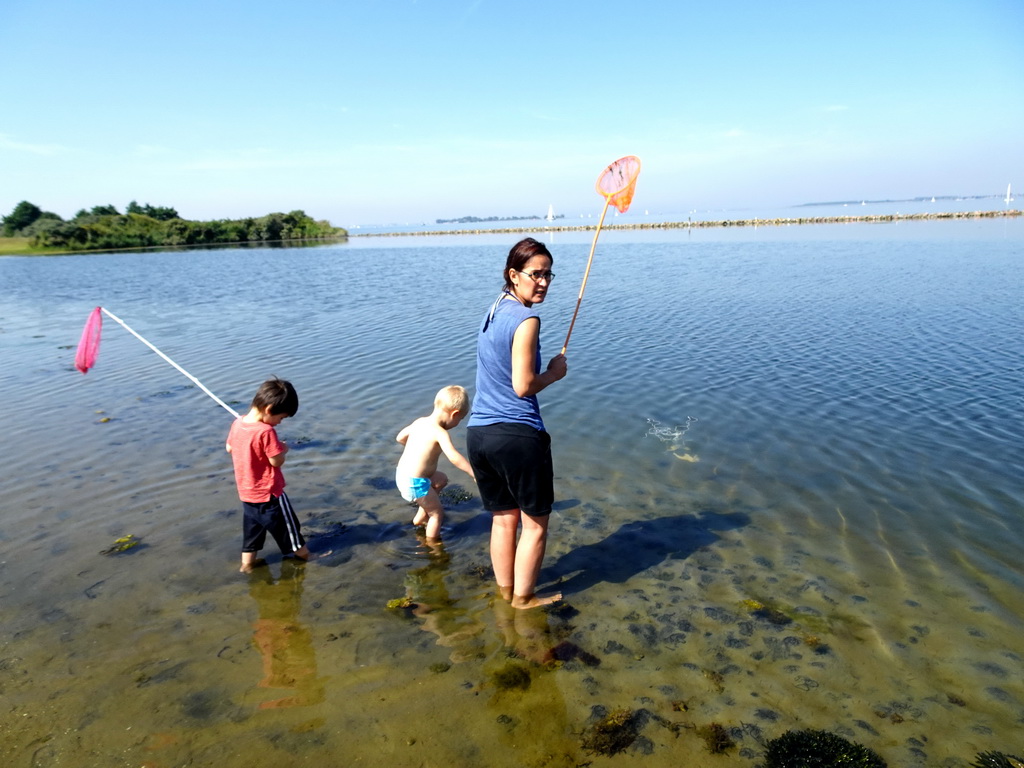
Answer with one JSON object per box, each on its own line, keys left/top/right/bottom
{"left": 435, "top": 384, "right": 469, "bottom": 414}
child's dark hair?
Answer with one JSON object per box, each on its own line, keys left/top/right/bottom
{"left": 251, "top": 378, "right": 299, "bottom": 417}
{"left": 503, "top": 237, "right": 552, "bottom": 290}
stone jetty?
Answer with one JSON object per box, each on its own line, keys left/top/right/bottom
{"left": 355, "top": 209, "right": 1020, "bottom": 238}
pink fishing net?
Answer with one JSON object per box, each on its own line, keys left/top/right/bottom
{"left": 75, "top": 307, "right": 103, "bottom": 373}
{"left": 596, "top": 155, "right": 641, "bottom": 213}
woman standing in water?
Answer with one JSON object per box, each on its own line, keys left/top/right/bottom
{"left": 467, "top": 237, "right": 567, "bottom": 609}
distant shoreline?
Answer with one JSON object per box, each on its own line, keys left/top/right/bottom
{"left": 354, "top": 209, "right": 1021, "bottom": 238}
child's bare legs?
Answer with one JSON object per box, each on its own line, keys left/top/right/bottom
{"left": 431, "top": 470, "right": 449, "bottom": 493}
{"left": 412, "top": 471, "right": 448, "bottom": 527}
{"left": 490, "top": 509, "right": 561, "bottom": 608}
{"left": 240, "top": 551, "right": 267, "bottom": 573}
{"left": 417, "top": 488, "right": 445, "bottom": 541}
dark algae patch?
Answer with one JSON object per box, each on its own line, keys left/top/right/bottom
{"left": 764, "top": 728, "right": 887, "bottom": 767}
{"left": 438, "top": 484, "right": 474, "bottom": 504}
{"left": 547, "top": 640, "right": 601, "bottom": 667}
{"left": 490, "top": 662, "right": 531, "bottom": 691}
{"left": 971, "top": 752, "right": 1024, "bottom": 768}
{"left": 580, "top": 707, "right": 642, "bottom": 756}
{"left": 696, "top": 722, "right": 736, "bottom": 754}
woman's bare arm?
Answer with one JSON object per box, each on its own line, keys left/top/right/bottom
{"left": 511, "top": 317, "right": 567, "bottom": 397}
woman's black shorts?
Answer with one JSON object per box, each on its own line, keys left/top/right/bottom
{"left": 467, "top": 422, "right": 553, "bottom": 516}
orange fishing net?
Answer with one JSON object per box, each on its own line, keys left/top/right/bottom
{"left": 597, "top": 155, "right": 641, "bottom": 213}
{"left": 561, "top": 155, "right": 642, "bottom": 354}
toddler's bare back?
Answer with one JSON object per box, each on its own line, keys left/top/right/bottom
{"left": 397, "top": 417, "right": 444, "bottom": 479}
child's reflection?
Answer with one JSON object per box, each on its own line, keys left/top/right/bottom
{"left": 248, "top": 560, "right": 324, "bottom": 709}
{"left": 405, "top": 535, "right": 484, "bottom": 659}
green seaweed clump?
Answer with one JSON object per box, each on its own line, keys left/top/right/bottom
{"left": 100, "top": 534, "right": 140, "bottom": 555}
{"left": 971, "top": 752, "right": 1024, "bottom": 768}
{"left": 386, "top": 596, "right": 413, "bottom": 610}
{"left": 764, "top": 729, "right": 887, "bottom": 768}
{"left": 428, "top": 662, "right": 451, "bottom": 674}
{"left": 581, "top": 708, "right": 640, "bottom": 756}
{"left": 491, "top": 663, "right": 531, "bottom": 691}
{"left": 697, "top": 722, "right": 735, "bottom": 754}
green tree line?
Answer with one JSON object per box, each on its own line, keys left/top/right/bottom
{"left": 2, "top": 200, "right": 346, "bottom": 250}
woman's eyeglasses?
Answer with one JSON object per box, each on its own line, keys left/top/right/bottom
{"left": 518, "top": 270, "right": 555, "bottom": 282}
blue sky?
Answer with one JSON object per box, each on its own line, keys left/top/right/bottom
{"left": 3, "top": 0, "right": 1022, "bottom": 227}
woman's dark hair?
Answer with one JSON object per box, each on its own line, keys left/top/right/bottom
{"left": 503, "top": 237, "right": 552, "bottom": 290}
{"left": 251, "top": 377, "right": 299, "bottom": 417}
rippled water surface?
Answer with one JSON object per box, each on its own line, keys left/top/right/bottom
{"left": 2, "top": 219, "right": 1022, "bottom": 767}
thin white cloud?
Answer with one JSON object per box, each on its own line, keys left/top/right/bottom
{"left": 0, "top": 133, "right": 68, "bottom": 155}
{"left": 456, "top": 0, "right": 485, "bottom": 27}
{"left": 133, "top": 144, "right": 170, "bottom": 157}
{"left": 179, "top": 149, "right": 293, "bottom": 172}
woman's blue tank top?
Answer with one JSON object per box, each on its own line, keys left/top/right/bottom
{"left": 468, "top": 295, "right": 545, "bottom": 431}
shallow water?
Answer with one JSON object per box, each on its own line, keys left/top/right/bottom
{"left": 1, "top": 218, "right": 1022, "bottom": 767}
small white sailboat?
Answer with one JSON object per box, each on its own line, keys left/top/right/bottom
{"left": 1006, "top": 183, "right": 1013, "bottom": 205}
{"left": 546, "top": 204, "right": 554, "bottom": 222}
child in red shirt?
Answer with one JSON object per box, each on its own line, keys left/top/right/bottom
{"left": 227, "top": 378, "right": 310, "bottom": 572}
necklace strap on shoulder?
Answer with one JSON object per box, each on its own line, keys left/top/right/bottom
{"left": 483, "top": 289, "right": 511, "bottom": 332}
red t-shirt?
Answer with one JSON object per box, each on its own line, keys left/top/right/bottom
{"left": 227, "top": 418, "right": 286, "bottom": 502}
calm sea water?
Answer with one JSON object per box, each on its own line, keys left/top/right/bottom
{"left": 1, "top": 217, "right": 1021, "bottom": 767}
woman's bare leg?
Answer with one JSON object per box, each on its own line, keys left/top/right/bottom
{"left": 511, "top": 513, "right": 561, "bottom": 609}
{"left": 490, "top": 508, "right": 520, "bottom": 600}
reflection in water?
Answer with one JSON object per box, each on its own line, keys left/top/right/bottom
{"left": 400, "top": 536, "right": 588, "bottom": 765}
{"left": 485, "top": 601, "right": 582, "bottom": 768}
{"left": 247, "top": 560, "right": 325, "bottom": 710}
{"left": 404, "top": 535, "right": 485, "bottom": 661}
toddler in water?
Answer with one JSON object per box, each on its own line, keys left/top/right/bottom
{"left": 395, "top": 385, "right": 476, "bottom": 542}
{"left": 227, "top": 378, "right": 310, "bottom": 572}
